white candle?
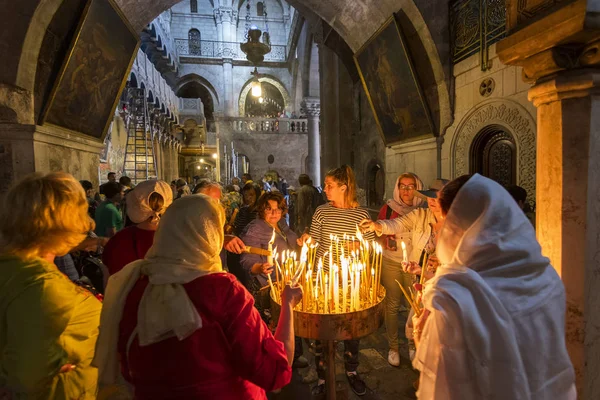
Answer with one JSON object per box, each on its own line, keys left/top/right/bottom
{"left": 324, "top": 275, "right": 329, "bottom": 313}
{"left": 401, "top": 241, "right": 408, "bottom": 263}
{"left": 333, "top": 267, "right": 339, "bottom": 313}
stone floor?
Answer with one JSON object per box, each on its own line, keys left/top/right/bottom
{"left": 268, "top": 311, "right": 418, "bottom": 400}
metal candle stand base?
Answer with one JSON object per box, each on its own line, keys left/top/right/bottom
{"left": 271, "top": 288, "right": 386, "bottom": 400}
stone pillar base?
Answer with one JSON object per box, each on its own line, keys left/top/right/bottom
{"left": 0, "top": 123, "right": 105, "bottom": 192}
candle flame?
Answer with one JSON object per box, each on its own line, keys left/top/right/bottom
{"left": 269, "top": 229, "right": 276, "bottom": 245}
{"left": 401, "top": 241, "right": 406, "bottom": 250}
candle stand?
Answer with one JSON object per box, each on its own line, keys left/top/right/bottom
{"left": 271, "top": 288, "right": 385, "bottom": 400}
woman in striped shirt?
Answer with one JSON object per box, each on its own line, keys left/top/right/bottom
{"left": 298, "top": 165, "right": 374, "bottom": 397}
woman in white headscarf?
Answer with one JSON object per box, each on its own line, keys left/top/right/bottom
{"left": 411, "top": 174, "right": 576, "bottom": 400}
{"left": 102, "top": 180, "right": 173, "bottom": 276}
{"left": 93, "top": 194, "right": 301, "bottom": 400}
{"left": 375, "top": 172, "right": 424, "bottom": 366}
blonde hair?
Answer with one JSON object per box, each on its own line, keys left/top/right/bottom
{"left": 326, "top": 165, "right": 359, "bottom": 208}
{"left": 0, "top": 172, "right": 94, "bottom": 259}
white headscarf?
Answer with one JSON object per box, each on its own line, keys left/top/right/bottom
{"left": 93, "top": 194, "right": 226, "bottom": 387}
{"left": 386, "top": 172, "right": 424, "bottom": 215}
{"left": 415, "top": 174, "right": 575, "bottom": 400}
{"left": 126, "top": 180, "right": 173, "bottom": 224}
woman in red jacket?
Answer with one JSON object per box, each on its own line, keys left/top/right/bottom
{"left": 94, "top": 194, "right": 301, "bottom": 399}
{"left": 102, "top": 180, "right": 173, "bottom": 275}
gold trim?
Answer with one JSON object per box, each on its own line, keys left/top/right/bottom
{"left": 353, "top": 14, "right": 435, "bottom": 147}
{"left": 39, "top": 0, "right": 141, "bottom": 142}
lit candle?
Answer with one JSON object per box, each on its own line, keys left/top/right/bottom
{"left": 325, "top": 275, "right": 329, "bottom": 313}
{"left": 333, "top": 267, "right": 339, "bottom": 313}
{"left": 342, "top": 259, "right": 348, "bottom": 313}
{"left": 401, "top": 241, "right": 408, "bottom": 263}
{"left": 371, "top": 268, "right": 376, "bottom": 305}
{"left": 267, "top": 229, "right": 275, "bottom": 265}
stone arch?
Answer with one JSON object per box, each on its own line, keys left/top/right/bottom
{"left": 450, "top": 99, "right": 537, "bottom": 198}
{"left": 238, "top": 75, "right": 291, "bottom": 116}
{"left": 175, "top": 74, "right": 220, "bottom": 106}
{"left": 129, "top": 72, "right": 139, "bottom": 88}
{"left": 365, "top": 158, "right": 385, "bottom": 207}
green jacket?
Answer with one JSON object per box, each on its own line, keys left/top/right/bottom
{"left": 0, "top": 256, "right": 101, "bottom": 399}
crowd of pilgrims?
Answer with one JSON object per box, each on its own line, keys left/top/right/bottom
{"left": 0, "top": 164, "right": 576, "bottom": 399}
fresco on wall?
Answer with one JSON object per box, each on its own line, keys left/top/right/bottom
{"left": 354, "top": 14, "right": 434, "bottom": 145}
{"left": 41, "top": 0, "right": 139, "bottom": 140}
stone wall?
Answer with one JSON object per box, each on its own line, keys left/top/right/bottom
{"left": 217, "top": 118, "right": 307, "bottom": 186}
{"left": 171, "top": 0, "right": 219, "bottom": 41}
{"left": 441, "top": 43, "right": 537, "bottom": 197}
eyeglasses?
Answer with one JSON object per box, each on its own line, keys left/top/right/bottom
{"left": 399, "top": 185, "right": 415, "bottom": 191}
{"left": 265, "top": 207, "right": 283, "bottom": 214}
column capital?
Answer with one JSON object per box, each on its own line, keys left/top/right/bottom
{"left": 301, "top": 97, "right": 320, "bottom": 117}
{"left": 528, "top": 68, "right": 600, "bottom": 107}
{"left": 214, "top": 7, "right": 233, "bottom": 24}
{"left": 497, "top": 0, "right": 600, "bottom": 84}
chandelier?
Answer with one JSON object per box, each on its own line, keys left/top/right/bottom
{"left": 240, "top": 0, "right": 271, "bottom": 65}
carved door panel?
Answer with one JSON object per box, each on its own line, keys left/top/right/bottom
{"left": 470, "top": 126, "right": 516, "bottom": 187}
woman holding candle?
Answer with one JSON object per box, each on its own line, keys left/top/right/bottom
{"left": 228, "top": 183, "right": 263, "bottom": 286}
{"left": 240, "top": 192, "right": 308, "bottom": 369}
{"left": 240, "top": 192, "right": 297, "bottom": 319}
{"left": 411, "top": 174, "right": 575, "bottom": 400}
{"left": 359, "top": 178, "right": 449, "bottom": 371}
{"left": 298, "top": 165, "right": 374, "bottom": 397}
{"left": 374, "top": 172, "right": 424, "bottom": 367}
{"left": 94, "top": 194, "right": 303, "bottom": 399}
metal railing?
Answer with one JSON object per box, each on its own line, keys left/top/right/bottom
{"left": 175, "top": 39, "right": 287, "bottom": 62}
{"left": 450, "top": 0, "right": 506, "bottom": 70}
{"left": 231, "top": 117, "right": 308, "bottom": 134}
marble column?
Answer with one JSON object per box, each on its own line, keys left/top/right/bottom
{"left": 498, "top": 3, "right": 600, "bottom": 396}
{"left": 301, "top": 97, "right": 321, "bottom": 186}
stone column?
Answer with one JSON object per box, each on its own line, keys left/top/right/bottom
{"left": 222, "top": 59, "right": 234, "bottom": 116}
{"left": 498, "top": 2, "right": 600, "bottom": 396}
{"left": 301, "top": 97, "right": 321, "bottom": 186}
{"left": 215, "top": 8, "right": 235, "bottom": 117}
{"left": 527, "top": 69, "right": 600, "bottom": 398}
{"left": 214, "top": 9, "right": 224, "bottom": 43}
{"left": 318, "top": 44, "right": 340, "bottom": 174}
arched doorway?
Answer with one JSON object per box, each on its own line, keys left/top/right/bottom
{"left": 244, "top": 82, "right": 285, "bottom": 117}
{"left": 469, "top": 125, "right": 517, "bottom": 187}
{"left": 367, "top": 161, "right": 385, "bottom": 207}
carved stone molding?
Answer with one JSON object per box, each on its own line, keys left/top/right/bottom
{"left": 451, "top": 100, "right": 537, "bottom": 197}
{"left": 301, "top": 97, "right": 320, "bottom": 117}
{"left": 528, "top": 69, "right": 600, "bottom": 107}
{"left": 520, "top": 40, "right": 600, "bottom": 83}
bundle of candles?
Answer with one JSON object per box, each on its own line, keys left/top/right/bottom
{"left": 395, "top": 241, "right": 428, "bottom": 317}
{"left": 268, "top": 227, "right": 384, "bottom": 314}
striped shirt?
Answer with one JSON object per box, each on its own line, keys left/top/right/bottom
{"left": 309, "top": 203, "right": 375, "bottom": 269}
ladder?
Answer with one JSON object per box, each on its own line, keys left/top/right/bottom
{"left": 123, "top": 88, "right": 157, "bottom": 184}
